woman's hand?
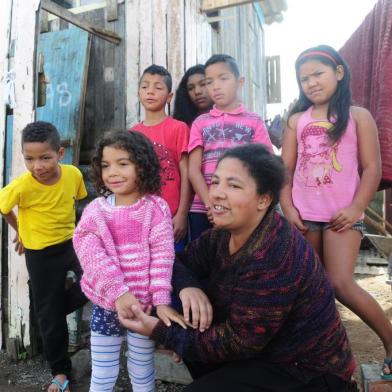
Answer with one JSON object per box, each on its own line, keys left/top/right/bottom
{"left": 156, "top": 304, "right": 188, "bottom": 329}
{"left": 118, "top": 305, "right": 160, "bottom": 336}
{"left": 329, "top": 205, "right": 362, "bottom": 232}
{"left": 282, "top": 205, "right": 307, "bottom": 233}
{"left": 12, "top": 233, "right": 24, "bottom": 255}
{"left": 115, "top": 292, "right": 141, "bottom": 319}
{"left": 179, "top": 287, "right": 213, "bottom": 332}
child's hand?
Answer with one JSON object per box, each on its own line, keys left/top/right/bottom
{"left": 172, "top": 213, "right": 188, "bottom": 242}
{"left": 115, "top": 292, "right": 141, "bottom": 319}
{"left": 329, "top": 205, "right": 362, "bottom": 232}
{"left": 206, "top": 205, "right": 214, "bottom": 225}
{"left": 156, "top": 304, "right": 188, "bottom": 329}
{"left": 282, "top": 205, "right": 307, "bottom": 233}
{"left": 12, "top": 233, "right": 24, "bottom": 255}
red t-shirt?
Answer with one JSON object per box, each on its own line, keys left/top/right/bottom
{"left": 132, "top": 117, "right": 189, "bottom": 216}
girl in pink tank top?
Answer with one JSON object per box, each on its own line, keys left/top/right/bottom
{"left": 281, "top": 45, "right": 392, "bottom": 379}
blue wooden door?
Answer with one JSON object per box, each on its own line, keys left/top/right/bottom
{"left": 36, "top": 27, "right": 90, "bottom": 164}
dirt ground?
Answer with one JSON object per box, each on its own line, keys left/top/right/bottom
{"left": 0, "top": 273, "right": 390, "bottom": 391}
{"left": 338, "top": 273, "right": 392, "bottom": 383}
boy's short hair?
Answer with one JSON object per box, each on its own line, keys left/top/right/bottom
{"left": 205, "top": 54, "right": 240, "bottom": 78}
{"left": 140, "top": 64, "right": 172, "bottom": 92}
{"left": 22, "top": 121, "right": 61, "bottom": 151}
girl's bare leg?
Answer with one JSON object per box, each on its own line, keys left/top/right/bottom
{"left": 322, "top": 229, "right": 392, "bottom": 370}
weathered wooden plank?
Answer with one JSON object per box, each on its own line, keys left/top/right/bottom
{"left": 41, "top": 0, "right": 121, "bottom": 45}
{"left": 125, "top": 0, "right": 140, "bottom": 127}
{"left": 0, "top": 0, "right": 13, "bottom": 350}
{"left": 152, "top": 0, "right": 167, "bottom": 67}
{"left": 139, "top": 0, "right": 153, "bottom": 73}
{"left": 8, "top": 0, "right": 41, "bottom": 354}
{"left": 201, "top": 0, "right": 256, "bottom": 12}
{"left": 106, "top": 0, "right": 118, "bottom": 22}
{"left": 79, "top": 5, "right": 126, "bottom": 160}
{"left": 40, "top": 10, "right": 49, "bottom": 32}
{"left": 185, "top": 0, "right": 197, "bottom": 69}
{"left": 167, "top": 0, "right": 185, "bottom": 98}
{"left": 36, "top": 27, "right": 91, "bottom": 164}
{"left": 5, "top": 115, "right": 13, "bottom": 185}
{"left": 138, "top": 0, "right": 153, "bottom": 119}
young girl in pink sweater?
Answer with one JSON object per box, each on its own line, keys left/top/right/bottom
{"left": 73, "top": 131, "right": 185, "bottom": 392}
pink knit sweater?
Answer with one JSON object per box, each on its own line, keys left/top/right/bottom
{"left": 73, "top": 195, "right": 175, "bottom": 311}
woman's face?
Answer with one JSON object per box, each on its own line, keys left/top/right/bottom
{"left": 187, "top": 73, "right": 212, "bottom": 112}
{"left": 209, "top": 157, "right": 269, "bottom": 234}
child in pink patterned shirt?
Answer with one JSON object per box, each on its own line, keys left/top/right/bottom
{"left": 188, "top": 54, "right": 273, "bottom": 240}
{"left": 73, "top": 131, "right": 186, "bottom": 392}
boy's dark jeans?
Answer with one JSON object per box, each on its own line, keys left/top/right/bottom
{"left": 25, "top": 239, "right": 88, "bottom": 377}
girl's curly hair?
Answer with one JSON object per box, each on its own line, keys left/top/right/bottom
{"left": 92, "top": 131, "right": 161, "bottom": 196}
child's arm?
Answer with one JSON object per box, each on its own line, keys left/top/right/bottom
{"left": 73, "top": 202, "right": 131, "bottom": 311}
{"left": 115, "top": 292, "right": 141, "bottom": 319}
{"left": 254, "top": 118, "right": 274, "bottom": 153}
{"left": 172, "top": 153, "right": 192, "bottom": 242}
{"left": 188, "top": 147, "right": 213, "bottom": 222}
{"left": 149, "top": 200, "right": 176, "bottom": 306}
{"left": 2, "top": 211, "right": 24, "bottom": 254}
{"left": 329, "top": 107, "right": 381, "bottom": 232}
{"left": 156, "top": 304, "right": 188, "bottom": 329}
{"left": 280, "top": 114, "right": 308, "bottom": 232}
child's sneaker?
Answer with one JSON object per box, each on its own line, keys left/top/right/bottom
{"left": 65, "top": 270, "right": 77, "bottom": 290}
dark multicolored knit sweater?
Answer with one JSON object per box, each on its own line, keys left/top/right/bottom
{"left": 151, "top": 210, "right": 355, "bottom": 381}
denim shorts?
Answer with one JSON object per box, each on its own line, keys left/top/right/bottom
{"left": 303, "top": 220, "right": 364, "bottom": 236}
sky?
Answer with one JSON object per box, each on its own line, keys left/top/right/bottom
{"left": 264, "top": 0, "right": 379, "bottom": 118}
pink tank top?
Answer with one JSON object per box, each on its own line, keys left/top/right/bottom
{"left": 292, "top": 106, "right": 360, "bottom": 222}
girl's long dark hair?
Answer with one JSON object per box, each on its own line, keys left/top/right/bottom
{"left": 290, "top": 45, "right": 352, "bottom": 143}
{"left": 173, "top": 64, "right": 206, "bottom": 126}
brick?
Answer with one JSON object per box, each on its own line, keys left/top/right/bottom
{"left": 369, "top": 381, "right": 392, "bottom": 392}
{"left": 362, "top": 364, "right": 392, "bottom": 392}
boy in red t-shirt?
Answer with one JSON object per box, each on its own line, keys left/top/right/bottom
{"left": 132, "top": 65, "right": 191, "bottom": 251}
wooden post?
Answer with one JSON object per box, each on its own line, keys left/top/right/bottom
{"left": 167, "top": 0, "right": 185, "bottom": 102}
{"left": 7, "top": 0, "right": 40, "bottom": 355}
{"left": 201, "top": 0, "right": 257, "bottom": 12}
{"left": 40, "top": 10, "right": 49, "bottom": 32}
{"left": 185, "top": 0, "right": 198, "bottom": 70}
{"left": 125, "top": 0, "right": 141, "bottom": 127}
{"left": 0, "top": 0, "right": 13, "bottom": 351}
{"left": 41, "top": 0, "right": 121, "bottom": 45}
{"left": 106, "top": 0, "right": 118, "bottom": 22}
{"left": 152, "top": 0, "right": 167, "bottom": 67}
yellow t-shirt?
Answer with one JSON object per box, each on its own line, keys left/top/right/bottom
{"left": 0, "top": 164, "right": 87, "bottom": 250}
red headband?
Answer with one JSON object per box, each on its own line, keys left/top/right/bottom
{"left": 299, "top": 51, "right": 338, "bottom": 66}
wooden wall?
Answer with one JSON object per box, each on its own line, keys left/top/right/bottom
{"left": 0, "top": 0, "right": 13, "bottom": 350}
{"left": 218, "top": 3, "right": 266, "bottom": 117}
{"left": 125, "top": 0, "right": 213, "bottom": 129}
{"left": 6, "top": 0, "right": 40, "bottom": 354}
{"left": 43, "top": 1, "right": 214, "bottom": 161}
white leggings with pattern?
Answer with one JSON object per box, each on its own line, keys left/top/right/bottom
{"left": 90, "top": 330, "right": 155, "bottom": 392}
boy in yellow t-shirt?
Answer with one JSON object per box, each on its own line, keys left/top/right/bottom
{"left": 0, "top": 121, "right": 88, "bottom": 392}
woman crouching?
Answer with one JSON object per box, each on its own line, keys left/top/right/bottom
{"left": 120, "top": 144, "right": 355, "bottom": 392}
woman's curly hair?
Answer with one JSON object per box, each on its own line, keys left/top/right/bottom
{"left": 92, "top": 130, "right": 161, "bottom": 196}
